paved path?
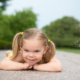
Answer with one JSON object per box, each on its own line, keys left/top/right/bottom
{"left": 0, "top": 50, "right": 80, "bottom": 80}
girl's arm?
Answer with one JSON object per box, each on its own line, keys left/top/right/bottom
{"left": 0, "top": 58, "right": 29, "bottom": 71}
{"left": 33, "top": 57, "right": 62, "bottom": 72}
{"left": 33, "top": 62, "right": 62, "bottom": 72}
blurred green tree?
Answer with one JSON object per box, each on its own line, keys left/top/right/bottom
{"left": 0, "top": 0, "right": 11, "bottom": 10}
{"left": 9, "top": 8, "right": 37, "bottom": 35}
{"left": 42, "top": 16, "right": 80, "bottom": 48}
{"left": 0, "top": 8, "right": 37, "bottom": 49}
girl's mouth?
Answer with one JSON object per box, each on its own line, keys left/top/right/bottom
{"left": 28, "top": 59, "right": 36, "bottom": 61}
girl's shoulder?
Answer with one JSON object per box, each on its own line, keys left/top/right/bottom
{"left": 16, "top": 51, "right": 25, "bottom": 63}
{"left": 7, "top": 51, "right": 24, "bottom": 63}
{"left": 50, "top": 57, "right": 61, "bottom": 63}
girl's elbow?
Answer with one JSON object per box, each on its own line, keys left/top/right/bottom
{"left": 52, "top": 62, "right": 62, "bottom": 72}
{"left": 0, "top": 62, "right": 3, "bottom": 70}
{"left": 57, "top": 67, "right": 62, "bottom": 72}
{"left": 0, "top": 60, "right": 7, "bottom": 70}
{"left": 56, "top": 63, "right": 62, "bottom": 72}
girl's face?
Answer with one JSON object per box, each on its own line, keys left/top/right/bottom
{"left": 22, "top": 39, "right": 48, "bottom": 66}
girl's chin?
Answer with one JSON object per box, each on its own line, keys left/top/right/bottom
{"left": 25, "top": 61, "right": 36, "bottom": 65}
{"left": 28, "top": 63, "right": 35, "bottom": 66}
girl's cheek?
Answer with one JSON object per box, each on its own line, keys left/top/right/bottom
{"left": 22, "top": 53, "right": 27, "bottom": 58}
{"left": 36, "top": 55, "right": 42, "bottom": 61}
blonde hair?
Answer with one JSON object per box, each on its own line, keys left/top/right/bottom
{"left": 10, "top": 28, "right": 56, "bottom": 64}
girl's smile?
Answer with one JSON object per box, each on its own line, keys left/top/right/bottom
{"left": 28, "top": 59, "right": 36, "bottom": 62}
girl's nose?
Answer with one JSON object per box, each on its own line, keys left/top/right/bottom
{"left": 28, "top": 52, "right": 34, "bottom": 57}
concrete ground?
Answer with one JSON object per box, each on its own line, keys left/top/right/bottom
{"left": 0, "top": 50, "right": 80, "bottom": 80}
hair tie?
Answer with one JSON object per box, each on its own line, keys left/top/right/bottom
{"left": 48, "top": 39, "right": 50, "bottom": 42}
{"left": 21, "top": 32, "right": 23, "bottom": 35}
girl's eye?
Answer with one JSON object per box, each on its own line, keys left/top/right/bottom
{"left": 35, "top": 50, "right": 39, "bottom": 52}
{"left": 25, "top": 50, "right": 28, "bottom": 52}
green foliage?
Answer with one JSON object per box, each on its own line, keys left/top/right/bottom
{"left": 0, "top": 40, "right": 12, "bottom": 49}
{"left": 0, "top": 8, "right": 37, "bottom": 49}
{"left": 42, "top": 16, "right": 80, "bottom": 48}
{"left": 9, "top": 8, "right": 37, "bottom": 36}
{"left": 0, "top": 0, "right": 11, "bottom": 10}
{"left": 0, "top": 14, "right": 13, "bottom": 41}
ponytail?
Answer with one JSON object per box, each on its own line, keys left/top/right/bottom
{"left": 49, "top": 40, "right": 56, "bottom": 57}
{"left": 42, "top": 40, "right": 56, "bottom": 63}
{"left": 10, "top": 32, "right": 22, "bottom": 59}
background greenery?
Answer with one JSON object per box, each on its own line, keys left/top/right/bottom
{"left": 0, "top": 0, "right": 11, "bottom": 10}
{"left": 0, "top": 0, "right": 37, "bottom": 49}
{"left": 0, "top": 0, "right": 80, "bottom": 53}
{"left": 42, "top": 16, "right": 80, "bottom": 49}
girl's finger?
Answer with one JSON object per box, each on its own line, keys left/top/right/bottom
{"left": 28, "top": 66, "right": 32, "bottom": 69}
{"left": 29, "top": 66, "right": 32, "bottom": 68}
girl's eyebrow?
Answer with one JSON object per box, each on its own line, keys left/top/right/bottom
{"left": 24, "top": 48, "right": 40, "bottom": 51}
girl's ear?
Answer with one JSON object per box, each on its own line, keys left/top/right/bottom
{"left": 43, "top": 46, "right": 49, "bottom": 54}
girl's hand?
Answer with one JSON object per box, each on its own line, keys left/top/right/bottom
{"left": 23, "top": 63, "right": 30, "bottom": 69}
{"left": 33, "top": 64, "right": 39, "bottom": 70}
{"left": 27, "top": 65, "right": 33, "bottom": 69}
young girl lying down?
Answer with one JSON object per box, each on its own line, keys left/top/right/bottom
{"left": 0, "top": 28, "right": 62, "bottom": 72}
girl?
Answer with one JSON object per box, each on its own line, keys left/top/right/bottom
{"left": 0, "top": 28, "right": 62, "bottom": 72}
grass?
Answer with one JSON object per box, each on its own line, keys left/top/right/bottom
{"left": 56, "top": 47, "right": 80, "bottom": 54}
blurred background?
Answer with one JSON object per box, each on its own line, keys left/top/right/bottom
{"left": 0, "top": 0, "right": 80, "bottom": 54}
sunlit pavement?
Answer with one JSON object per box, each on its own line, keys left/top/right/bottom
{"left": 0, "top": 50, "right": 80, "bottom": 80}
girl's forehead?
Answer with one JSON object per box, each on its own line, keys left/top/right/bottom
{"left": 23, "top": 39, "right": 44, "bottom": 49}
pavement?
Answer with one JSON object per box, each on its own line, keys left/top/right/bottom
{"left": 0, "top": 50, "right": 80, "bottom": 80}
